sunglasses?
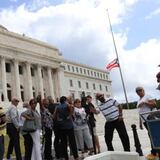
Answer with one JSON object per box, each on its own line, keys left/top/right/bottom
{"left": 136, "top": 89, "right": 143, "bottom": 92}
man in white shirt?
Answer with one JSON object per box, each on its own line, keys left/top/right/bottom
{"left": 136, "top": 86, "right": 157, "bottom": 159}
{"left": 6, "top": 98, "right": 22, "bottom": 160}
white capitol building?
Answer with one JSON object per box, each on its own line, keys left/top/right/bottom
{"left": 0, "top": 25, "right": 112, "bottom": 104}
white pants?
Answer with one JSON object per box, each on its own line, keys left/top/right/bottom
{"left": 74, "top": 126, "right": 93, "bottom": 150}
{"left": 30, "top": 130, "right": 42, "bottom": 160}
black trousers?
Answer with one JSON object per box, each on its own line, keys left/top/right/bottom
{"left": 104, "top": 119, "right": 130, "bottom": 151}
{"left": 6, "top": 123, "right": 22, "bottom": 160}
{"left": 44, "top": 127, "right": 53, "bottom": 160}
{"left": 59, "top": 128, "right": 78, "bottom": 160}
{"left": 53, "top": 126, "right": 61, "bottom": 159}
{"left": 23, "top": 133, "right": 33, "bottom": 160}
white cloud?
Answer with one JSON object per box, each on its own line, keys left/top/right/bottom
{"left": 1, "top": 0, "right": 159, "bottom": 102}
{"left": 109, "top": 38, "right": 160, "bottom": 102}
{"left": 145, "top": 8, "right": 160, "bottom": 19}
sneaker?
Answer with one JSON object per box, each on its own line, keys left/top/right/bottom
{"left": 146, "top": 153, "right": 158, "bottom": 160}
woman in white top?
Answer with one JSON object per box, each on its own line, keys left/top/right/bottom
{"left": 23, "top": 98, "right": 42, "bottom": 160}
{"left": 73, "top": 99, "right": 93, "bottom": 156}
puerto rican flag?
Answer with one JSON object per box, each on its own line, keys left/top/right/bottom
{"left": 106, "top": 58, "right": 119, "bottom": 71}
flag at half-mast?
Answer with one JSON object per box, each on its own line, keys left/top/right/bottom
{"left": 106, "top": 58, "right": 119, "bottom": 71}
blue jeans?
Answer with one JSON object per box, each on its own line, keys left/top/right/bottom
{"left": 0, "top": 135, "right": 4, "bottom": 160}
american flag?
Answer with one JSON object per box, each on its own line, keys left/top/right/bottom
{"left": 106, "top": 58, "right": 119, "bottom": 71}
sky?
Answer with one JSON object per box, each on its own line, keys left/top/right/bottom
{"left": 0, "top": 0, "right": 160, "bottom": 103}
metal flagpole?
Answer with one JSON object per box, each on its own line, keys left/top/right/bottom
{"left": 106, "top": 9, "right": 130, "bottom": 109}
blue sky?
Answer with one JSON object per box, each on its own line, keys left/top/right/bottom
{"left": 0, "top": 0, "right": 160, "bottom": 102}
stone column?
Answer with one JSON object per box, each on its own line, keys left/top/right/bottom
{"left": 47, "top": 67, "right": 54, "bottom": 98}
{"left": 14, "top": 59, "right": 21, "bottom": 99}
{"left": 37, "top": 64, "right": 44, "bottom": 99}
{"left": 55, "top": 67, "right": 66, "bottom": 97}
{"left": 1, "top": 57, "right": 8, "bottom": 101}
{"left": 26, "top": 62, "right": 33, "bottom": 100}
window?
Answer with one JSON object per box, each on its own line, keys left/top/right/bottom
{"left": 78, "top": 81, "right": 81, "bottom": 88}
{"left": 20, "top": 85, "right": 24, "bottom": 101}
{"left": 87, "top": 70, "right": 90, "bottom": 75}
{"left": 84, "top": 69, "right": 86, "bottom": 74}
{"left": 6, "top": 63, "right": 11, "bottom": 73}
{"left": 70, "top": 92, "right": 75, "bottom": 100}
{"left": 80, "top": 68, "right": 82, "bottom": 74}
{"left": 7, "top": 83, "right": 12, "bottom": 101}
{"left": 94, "top": 72, "right": 96, "bottom": 77}
{"left": 86, "top": 82, "right": 89, "bottom": 89}
{"left": 69, "top": 79, "right": 73, "bottom": 87}
{"left": 31, "top": 67, "right": 35, "bottom": 76}
{"left": 72, "top": 66, "right": 74, "bottom": 72}
{"left": 97, "top": 72, "right": 99, "bottom": 78}
{"left": 100, "top": 73, "right": 102, "bottom": 79}
{"left": 105, "top": 86, "right": 108, "bottom": 92}
{"left": 19, "top": 65, "right": 23, "bottom": 75}
{"left": 91, "top": 71, "right": 93, "bottom": 76}
{"left": 68, "top": 65, "right": 70, "bottom": 71}
{"left": 106, "top": 74, "right": 108, "bottom": 79}
{"left": 103, "top": 74, "right": 105, "bottom": 79}
{"left": 76, "top": 67, "right": 79, "bottom": 73}
{"left": 99, "top": 84, "right": 102, "bottom": 91}
{"left": 41, "top": 69, "right": 43, "bottom": 78}
{"left": 93, "top": 83, "right": 96, "bottom": 90}
{"left": 32, "top": 87, "right": 36, "bottom": 98}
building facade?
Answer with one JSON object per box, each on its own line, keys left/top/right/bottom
{"left": 0, "top": 25, "right": 111, "bottom": 104}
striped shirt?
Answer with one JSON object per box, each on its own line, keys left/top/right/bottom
{"left": 98, "top": 98, "right": 119, "bottom": 122}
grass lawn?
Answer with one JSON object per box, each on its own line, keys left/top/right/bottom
{"left": 4, "top": 134, "right": 25, "bottom": 157}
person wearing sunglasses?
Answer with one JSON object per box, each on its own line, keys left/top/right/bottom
{"left": 96, "top": 93, "right": 130, "bottom": 152}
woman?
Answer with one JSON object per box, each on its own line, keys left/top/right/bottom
{"left": 73, "top": 99, "right": 94, "bottom": 157}
{"left": 20, "top": 102, "right": 33, "bottom": 160}
{"left": 22, "top": 99, "right": 42, "bottom": 160}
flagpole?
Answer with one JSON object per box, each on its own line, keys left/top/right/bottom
{"left": 106, "top": 9, "right": 130, "bottom": 109}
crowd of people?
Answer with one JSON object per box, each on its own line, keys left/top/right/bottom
{"left": 0, "top": 85, "right": 159, "bottom": 160}
{"left": 0, "top": 94, "right": 103, "bottom": 160}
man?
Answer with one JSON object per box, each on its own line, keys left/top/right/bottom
{"left": 96, "top": 93, "right": 130, "bottom": 152}
{"left": 135, "top": 86, "right": 157, "bottom": 159}
{"left": 0, "top": 106, "right": 6, "bottom": 160}
{"left": 6, "top": 98, "right": 22, "bottom": 160}
{"left": 54, "top": 96, "right": 79, "bottom": 160}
